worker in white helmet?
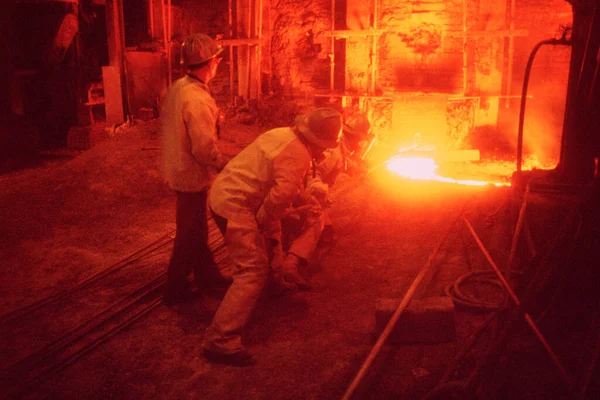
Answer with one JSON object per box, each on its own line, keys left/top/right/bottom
{"left": 203, "top": 108, "right": 343, "bottom": 366}
{"left": 281, "top": 115, "right": 374, "bottom": 284}
{"left": 161, "top": 33, "right": 228, "bottom": 305}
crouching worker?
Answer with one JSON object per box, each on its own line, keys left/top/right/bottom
{"left": 203, "top": 108, "right": 343, "bottom": 366}
{"left": 281, "top": 115, "right": 373, "bottom": 284}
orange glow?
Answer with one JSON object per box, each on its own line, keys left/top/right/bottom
{"left": 384, "top": 152, "right": 557, "bottom": 187}
{"left": 386, "top": 155, "right": 510, "bottom": 187}
{"left": 387, "top": 157, "right": 438, "bottom": 181}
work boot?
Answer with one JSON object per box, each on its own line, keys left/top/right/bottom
{"left": 194, "top": 262, "right": 232, "bottom": 289}
{"left": 202, "top": 348, "right": 256, "bottom": 367}
{"left": 195, "top": 271, "right": 232, "bottom": 290}
{"left": 269, "top": 271, "right": 299, "bottom": 297}
{"left": 162, "top": 287, "right": 203, "bottom": 306}
{"left": 319, "top": 225, "right": 337, "bottom": 246}
{"left": 281, "top": 254, "right": 312, "bottom": 291}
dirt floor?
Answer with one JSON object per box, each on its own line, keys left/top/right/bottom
{"left": 0, "top": 118, "right": 581, "bottom": 399}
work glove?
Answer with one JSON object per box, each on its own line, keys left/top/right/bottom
{"left": 295, "top": 188, "right": 327, "bottom": 215}
{"left": 345, "top": 158, "right": 368, "bottom": 177}
{"left": 308, "top": 181, "right": 328, "bottom": 197}
{"left": 280, "top": 253, "right": 312, "bottom": 291}
{"left": 256, "top": 205, "right": 279, "bottom": 235}
{"left": 308, "top": 182, "right": 332, "bottom": 207}
{"left": 269, "top": 252, "right": 301, "bottom": 296}
{"left": 266, "top": 235, "right": 284, "bottom": 271}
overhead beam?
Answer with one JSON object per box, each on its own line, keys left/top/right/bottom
{"left": 216, "top": 38, "right": 264, "bottom": 46}
{"left": 325, "top": 29, "right": 385, "bottom": 38}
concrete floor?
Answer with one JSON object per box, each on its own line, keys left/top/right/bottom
{"left": 0, "top": 119, "right": 580, "bottom": 400}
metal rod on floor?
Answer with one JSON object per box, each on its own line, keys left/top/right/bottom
{"left": 462, "top": 216, "right": 572, "bottom": 387}
{"left": 522, "top": 218, "right": 537, "bottom": 257}
{"left": 577, "top": 300, "right": 600, "bottom": 399}
{"left": 341, "top": 207, "right": 464, "bottom": 400}
{"left": 506, "top": 185, "right": 530, "bottom": 274}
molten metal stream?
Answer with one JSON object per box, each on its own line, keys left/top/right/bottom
{"left": 386, "top": 156, "right": 511, "bottom": 187}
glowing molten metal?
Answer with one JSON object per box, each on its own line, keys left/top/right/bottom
{"left": 386, "top": 155, "right": 510, "bottom": 187}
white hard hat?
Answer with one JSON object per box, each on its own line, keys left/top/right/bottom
{"left": 295, "top": 108, "right": 343, "bottom": 149}
{"left": 343, "top": 115, "right": 372, "bottom": 139}
{"left": 181, "top": 33, "right": 223, "bottom": 67}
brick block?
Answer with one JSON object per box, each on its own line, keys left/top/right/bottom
{"left": 67, "top": 126, "right": 105, "bottom": 150}
{"left": 375, "top": 296, "right": 456, "bottom": 344}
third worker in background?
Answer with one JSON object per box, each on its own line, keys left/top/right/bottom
{"left": 280, "top": 114, "right": 374, "bottom": 288}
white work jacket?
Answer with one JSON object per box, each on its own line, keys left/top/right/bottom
{"left": 161, "top": 75, "right": 224, "bottom": 192}
{"left": 209, "top": 127, "right": 312, "bottom": 227}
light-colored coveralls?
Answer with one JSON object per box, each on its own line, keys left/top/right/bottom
{"left": 287, "top": 136, "right": 353, "bottom": 261}
{"left": 161, "top": 74, "right": 225, "bottom": 294}
{"left": 162, "top": 75, "right": 223, "bottom": 192}
{"left": 205, "top": 127, "right": 313, "bottom": 354}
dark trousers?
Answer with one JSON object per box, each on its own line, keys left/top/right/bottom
{"left": 210, "top": 208, "right": 228, "bottom": 236}
{"left": 166, "top": 190, "right": 219, "bottom": 293}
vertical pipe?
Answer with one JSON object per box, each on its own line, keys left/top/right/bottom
{"left": 149, "top": 0, "right": 155, "bottom": 39}
{"left": 267, "top": 2, "right": 272, "bottom": 94}
{"left": 505, "top": 0, "right": 516, "bottom": 107}
{"left": 370, "top": 0, "right": 378, "bottom": 94}
{"left": 330, "top": 0, "right": 335, "bottom": 92}
{"left": 257, "top": 0, "right": 263, "bottom": 99}
{"left": 161, "top": 0, "right": 169, "bottom": 86}
{"left": 462, "top": 0, "right": 468, "bottom": 95}
{"left": 228, "top": 0, "right": 234, "bottom": 104}
{"left": 247, "top": 0, "right": 252, "bottom": 101}
{"left": 167, "top": 0, "right": 172, "bottom": 86}
{"left": 116, "top": 0, "right": 132, "bottom": 120}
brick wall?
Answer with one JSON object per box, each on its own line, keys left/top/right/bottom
{"left": 270, "top": 0, "right": 333, "bottom": 97}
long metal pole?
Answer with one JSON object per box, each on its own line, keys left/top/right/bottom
{"left": 463, "top": 216, "right": 572, "bottom": 387}
{"left": 228, "top": 0, "right": 235, "bottom": 104}
{"left": 330, "top": 0, "right": 335, "bottom": 92}
{"left": 506, "top": 185, "right": 530, "bottom": 274}
{"left": 505, "top": 0, "right": 517, "bottom": 107}
{"left": 116, "top": 0, "right": 132, "bottom": 120}
{"left": 267, "top": 3, "right": 272, "bottom": 94}
{"left": 257, "top": 0, "right": 263, "bottom": 99}
{"left": 462, "top": 0, "right": 468, "bottom": 95}
{"left": 370, "top": 0, "right": 378, "bottom": 94}
{"left": 167, "top": 0, "right": 172, "bottom": 86}
{"left": 161, "top": 0, "right": 169, "bottom": 86}
{"left": 149, "top": 0, "right": 155, "bottom": 38}
{"left": 247, "top": 0, "right": 252, "bottom": 100}
{"left": 341, "top": 209, "right": 464, "bottom": 400}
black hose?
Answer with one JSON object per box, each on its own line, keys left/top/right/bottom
{"left": 445, "top": 270, "right": 521, "bottom": 312}
{"left": 517, "top": 34, "right": 571, "bottom": 173}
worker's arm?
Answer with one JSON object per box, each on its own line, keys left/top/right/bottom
{"left": 256, "top": 142, "right": 310, "bottom": 232}
{"left": 182, "top": 98, "right": 227, "bottom": 171}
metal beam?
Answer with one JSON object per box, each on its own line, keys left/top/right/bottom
{"left": 16, "top": 0, "right": 80, "bottom": 4}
